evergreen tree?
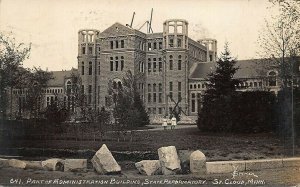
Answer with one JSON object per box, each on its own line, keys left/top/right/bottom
{"left": 197, "top": 43, "right": 240, "bottom": 132}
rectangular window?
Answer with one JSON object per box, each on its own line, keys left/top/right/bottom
{"left": 159, "top": 83, "right": 162, "bottom": 92}
{"left": 121, "top": 40, "right": 124, "bottom": 48}
{"left": 178, "top": 82, "right": 181, "bottom": 91}
{"left": 88, "top": 47, "right": 93, "bottom": 54}
{"left": 177, "top": 38, "right": 182, "bottom": 47}
{"left": 110, "top": 41, "right": 113, "bottom": 49}
{"left": 148, "top": 62, "right": 151, "bottom": 73}
{"left": 159, "top": 108, "right": 162, "bottom": 114}
{"left": 159, "top": 42, "right": 162, "bottom": 49}
{"left": 159, "top": 93, "right": 162, "bottom": 103}
{"left": 153, "top": 58, "right": 156, "bottom": 72}
{"left": 159, "top": 61, "right": 162, "bottom": 72}
{"left": 81, "top": 85, "right": 84, "bottom": 94}
{"left": 148, "top": 84, "right": 151, "bottom": 92}
{"left": 169, "top": 38, "right": 174, "bottom": 47}
{"left": 153, "top": 108, "right": 156, "bottom": 114}
{"left": 169, "top": 60, "right": 173, "bottom": 70}
{"left": 169, "top": 82, "right": 173, "bottom": 91}
{"left": 81, "top": 65, "right": 84, "bottom": 75}
{"left": 148, "top": 93, "right": 151, "bottom": 103}
{"left": 148, "top": 43, "right": 152, "bottom": 51}
{"left": 82, "top": 47, "right": 86, "bottom": 55}
{"left": 89, "top": 62, "right": 92, "bottom": 75}
{"left": 110, "top": 61, "right": 113, "bottom": 71}
{"left": 192, "top": 100, "right": 196, "bottom": 112}
{"left": 153, "top": 42, "right": 157, "bottom": 50}
{"left": 153, "top": 93, "right": 156, "bottom": 103}
{"left": 178, "top": 60, "right": 182, "bottom": 70}
{"left": 169, "top": 92, "right": 173, "bottom": 99}
{"left": 115, "top": 41, "right": 119, "bottom": 48}
{"left": 115, "top": 61, "right": 118, "bottom": 71}
{"left": 88, "top": 85, "right": 92, "bottom": 93}
{"left": 121, "top": 60, "right": 124, "bottom": 71}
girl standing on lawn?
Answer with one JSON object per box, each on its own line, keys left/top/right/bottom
{"left": 171, "top": 115, "right": 177, "bottom": 129}
{"left": 162, "top": 116, "right": 168, "bottom": 130}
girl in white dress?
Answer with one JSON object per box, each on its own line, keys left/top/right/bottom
{"left": 171, "top": 116, "right": 177, "bottom": 130}
{"left": 162, "top": 116, "right": 168, "bottom": 130}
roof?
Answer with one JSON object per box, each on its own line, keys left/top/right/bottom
{"left": 189, "top": 59, "right": 278, "bottom": 79}
{"left": 48, "top": 69, "right": 78, "bottom": 87}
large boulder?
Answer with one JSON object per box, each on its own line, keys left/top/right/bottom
{"left": 91, "top": 144, "right": 121, "bottom": 174}
{"left": 64, "top": 159, "right": 87, "bottom": 172}
{"left": 25, "top": 161, "right": 44, "bottom": 170}
{"left": 158, "top": 146, "right": 181, "bottom": 175}
{"left": 190, "top": 150, "right": 206, "bottom": 175}
{"left": 8, "top": 159, "right": 26, "bottom": 169}
{"left": 178, "top": 150, "right": 194, "bottom": 174}
{"left": 42, "top": 158, "right": 64, "bottom": 171}
{"left": 135, "top": 160, "right": 162, "bottom": 176}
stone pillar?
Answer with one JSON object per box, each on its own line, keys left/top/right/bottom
{"left": 190, "top": 150, "right": 206, "bottom": 175}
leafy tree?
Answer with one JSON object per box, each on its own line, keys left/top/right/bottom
{"left": 197, "top": 43, "right": 240, "bottom": 132}
{"left": 0, "top": 34, "right": 31, "bottom": 119}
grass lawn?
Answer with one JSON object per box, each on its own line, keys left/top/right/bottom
{"left": 1, "top": 127, "right": 298, "bottom": 161}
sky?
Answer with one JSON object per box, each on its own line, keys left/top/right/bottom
{"left": 0, "top": 0, "right": 275, "bottom": 71}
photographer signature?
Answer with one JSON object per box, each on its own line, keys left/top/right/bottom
{"left": 231, "top": 166, "right": 258, "bottom": 179}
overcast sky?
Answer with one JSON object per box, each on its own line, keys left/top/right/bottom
{"left": 0, "top": 0, "right": 275, "bottom": 71}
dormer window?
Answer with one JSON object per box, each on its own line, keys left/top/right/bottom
{"left": 268, "top": 71, "right": 277, "bottom": 86}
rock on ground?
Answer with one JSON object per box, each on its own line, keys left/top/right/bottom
{"left": 0, "top": 158, "right": 9, "bottom": 168}
{"left": 178, "top": 150, "right": 194, "bottom": 174}
{"left": 158, "top": 146, "right": 181, "bottom": 175}
{"left": 24, "top": 161, "right": 43, "bottom": 170}
{"left": 8, "top": 159, "right": 26, "bottom": 169}
{"left": 42, "top": 158, "right": 64, "bottom": 171}
{"left": 190, "top": 150, "right": 206, "bottom": 175}
{"left": 64, "top": 159, "right": 87, "bottom": 172}
{"left": 135, "top": 160, "right": 161, "bottom": 176}
{"left": 91, "top": 144, "right": 121, "bottom": 174}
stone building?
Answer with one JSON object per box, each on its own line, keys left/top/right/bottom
{"left": 7, "top": 19, "right": 298, "bottom": 120}
{"left": 78, "top": 19, "right": 218, "bottom": 118}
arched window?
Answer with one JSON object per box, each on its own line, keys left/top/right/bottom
{"left": 81, "top": 62, "right": 84, "bottom": 75}
{"left": 89, "top": 62, "right": 92, "bottom": 75}
{"left": 66, "top": 80, "right": 72, "bottom": 93}
{"left": 178, "top": 55, "right": 182, "bottom": 70}
{"left": 268, "top": 71, "right": 277, "bottom": 86}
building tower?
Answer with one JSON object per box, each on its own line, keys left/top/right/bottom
{"left": 197, "top": 38, "right": 217, "bottom": 62}
{"left": 77, "top": 29, "right": 100, "bottom": 109}
{"left": 162, "top": 19, "right": 189, "bottom": 116}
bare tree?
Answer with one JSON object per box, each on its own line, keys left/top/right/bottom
{"left": 258, "top": 0, "right": 300, "bottom": 86}
{"left": 258, "top": 0, "right": 300, "bottom": 156}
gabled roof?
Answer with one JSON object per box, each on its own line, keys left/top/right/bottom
{"left": 189, "top": 59, "right": 279, "bottom": 79}
{"left": 99, "top": 22, "right": 145, "bottom": 38}
{"left": 48, "top": 69, "right": 78, "bottom": 87}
